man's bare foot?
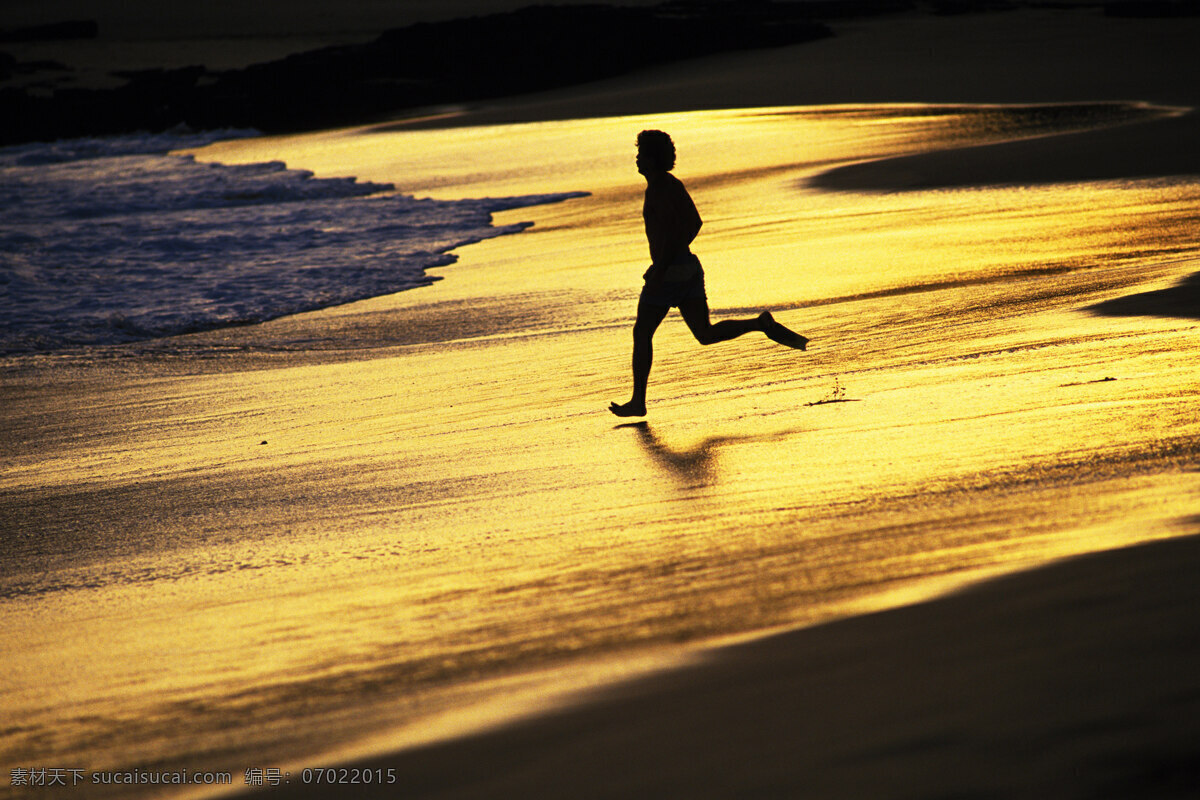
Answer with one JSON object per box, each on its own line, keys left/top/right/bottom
{"left": 759, "top": 311, "right": 809, "bottom": 351}
{"left": 609, "top": 400, "right": 647, "bottom": 417}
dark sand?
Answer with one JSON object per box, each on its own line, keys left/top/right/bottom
{"left": 252, "top": 534, "right": 1200, "bottom": 799}
{"left": 1091, "top": 271, "right": 1200, "bottom": 320}
{"left": 809, "top": 110, "right": 1200, "bottom": 190}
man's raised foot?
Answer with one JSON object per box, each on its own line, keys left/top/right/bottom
{"left": 759, "top": 311, "right": 809, "bottom": 351}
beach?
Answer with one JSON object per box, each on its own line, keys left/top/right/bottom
{"left": 3, "top": 4, "right": 1200, "bottom": 798}
{"left": 251, "top": 533, "right": 1200, "bottom": 800}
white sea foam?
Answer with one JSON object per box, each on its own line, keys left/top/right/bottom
{"left": 0, "top": 130, "right": 585, "bottom": 354}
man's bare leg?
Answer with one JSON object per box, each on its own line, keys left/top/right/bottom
{"left": 678, "top": 296, "right": 764, "bottom": 345}
{"left": 610, "top": 299, "right": 669, "bottom": 417}
{"left": 679, "top": 298, "right": 808, "bottom": 350}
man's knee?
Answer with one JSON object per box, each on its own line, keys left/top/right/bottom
{"left": 692, "top": 326, "right": 717, "bottom": 346}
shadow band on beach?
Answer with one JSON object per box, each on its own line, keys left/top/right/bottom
{"left": 810, "top": 112, "right": 1200, "bottom": 191}
{"left": 1090, "top": 272, "right": 1200, "bottom": 321}
{"left": 248, "top": 533, "right": 1200, "bottom": 800}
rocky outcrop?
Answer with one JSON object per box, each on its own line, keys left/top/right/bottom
{"left": 1, "top": 2, "right": 838, "bottom": 145}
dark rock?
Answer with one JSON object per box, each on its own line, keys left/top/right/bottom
{"left": 0, "top": 2, "right": 834, "bottom": 145}
{"left": 0, "top": 20, "right": 98, "bottom": 44}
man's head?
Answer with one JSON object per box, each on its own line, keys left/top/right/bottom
{"left": 636, "top": 129, "right": 676, "bottom": 174}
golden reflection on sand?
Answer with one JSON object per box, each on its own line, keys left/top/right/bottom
{"left": 4, "top": 104, "right": 1200, "bottom": 791}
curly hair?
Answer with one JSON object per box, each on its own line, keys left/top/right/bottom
{"left": 636, "top": 129, "right": 676, "bottom": 172}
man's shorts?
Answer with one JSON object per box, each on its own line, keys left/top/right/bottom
{"left": 640, "top": 267, "right": 706, "bottom": 309}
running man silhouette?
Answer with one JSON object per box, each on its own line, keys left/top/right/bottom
{"left": 609, "top": 130, "right": 808, "bottom": 417}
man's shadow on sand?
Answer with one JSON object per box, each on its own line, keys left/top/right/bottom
{"left": 615, "top": 421, "right": 802, "bottom": 488}
{"left": 1089, "top": 272, "right": 1200, "bottom": 320}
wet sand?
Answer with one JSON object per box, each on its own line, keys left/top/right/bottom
{"left": 5, "top": 6, "right": 1200, "bottom": 799}
{"left": 233, "top": 7, "right": 1200, "bottom": 796}
{"left": 254, "top": 533, "right": 1200, "bottom": 800}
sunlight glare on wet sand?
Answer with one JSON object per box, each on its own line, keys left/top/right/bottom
{"left": 3, "top": 104, "right": 1200, "bottom": 794}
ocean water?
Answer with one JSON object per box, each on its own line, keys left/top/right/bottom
{"left": 0, "top": 129, "right": 584, "bottom": 354}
